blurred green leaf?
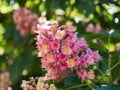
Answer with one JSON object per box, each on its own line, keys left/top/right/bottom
{"left": 111, "top": 51, "right": 120, "bottom": 80}
{"left": 98, "top": 84, "right": 120, "bottom": 90}
{"left": 9, "top": 51, "right": 34, "bottom": 84}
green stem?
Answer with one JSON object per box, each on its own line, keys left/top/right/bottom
{"left": 100, "top": 62, "right": 120, "bottom": 80}
{"left": 108, "top": 35, "right": 111, "bottom": 80}
{"left": 65, "top": 84, "right": 87, "bottom": 90}
{"left": 97, "top": 68, "right": 104, "bottom": 75}
{"left": 86, "top": 81, "right": 93, "bottom": 90}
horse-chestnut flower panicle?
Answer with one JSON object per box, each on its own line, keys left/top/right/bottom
{"left": 36, "top": 17, "right": 100, "bottom": 82}
{"left": 13, "top": 7, "right": 38, "bottom": 36}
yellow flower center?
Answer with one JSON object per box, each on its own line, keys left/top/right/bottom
{"left": 66, "top": 59, "right": 74, "bottom": 68}
{"left": 47, "top": 54, "right": 53, "bottom": 60}
{"left": 64, "top": 46, "right": 71, "bottom": 52}
{"left": 88, "top": 70, "right": 94, "bottom": 75}
{"left": 24, "top": 22, "right": 29, "bottom": 27}
{"left": 89, "top": 56, "right": 94, "bottom": 61}
{"left": 37, "top": 83, "right": 43, "bottom": 89}
{"left": 18, "top": 17, "right": 21, "bottom": 22}
{"left": 57, "top": 31, "right": 63, "bottom": 37}
{"left": 51, "top": 26, "right": 56, "bottom": 31}
{"left": 49, "top": 84, "right": 56, "bottom": 90}
{"left": 41, "top": 44, "right": 47, "bottom": 52}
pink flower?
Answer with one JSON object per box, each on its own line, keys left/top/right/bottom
{"left": 77, "top": 69, "right": 88, "bottom": 82}
{"left": 71, "top": 43, "right": 79, "bottom": 54}
{"left": 68, "top": 33, "right": 78, "bottom": 42}
{"left": 50, "top": 41, "right": 60, "bottom": 50}
{"left": 66, "top": 59, "right": 75, "bottom": 69}
{"left": 60, "top": 62, "right": 68, "bottom": 70}
{"left": 61, "top": 25, "right": 74, "bottom": 32}
{"left": 41, "top": 59, "right": 49, "bottom": 68}
{"left": 38, "top": 77, "right": 46, "bottom": 83}
{"left": 86, "top": 55, "right": 95, "bottom": 65}
{"left": 86, "top": 48, "right": 100, "bottom": 63}
{"left": 47, "top": 67, "right": 67, "bottom": 81}
{"left": 48, "top": 21, "right": 58, "bottom": 35}
{"left": 13, "top": 7, "right": 38, "bottom": 36}
{"left": 37, "top": 20, "right": 58, "bottom": 36}
{"left": 93, "top": 51, "right": 100, "bottom": 62}
{"left": 37, "top": 24, "right": 51, "bottom": 35}
{"left": 79, "top": 54, "right": 88, "bottom": 68}
{"left": 0, "top": 71, "right": 11, "bottom": 90}
{"left": 46, "top": 54, "right": 55, "bottom": 63}
{"left": 36, "top": 18, "right": 100, "bottom": 82}
{"left": 37, "top": 83, "right": 45, "bottom": 90}
{"left": 48, "top": 21, "right": 58, "bottom": 28}
{"left": 113, "top": 78, "right": 118, "bottom": 85}
{"left": 115, "top": 44, "right": 120, "bottom": 51}
{"left": 57, "top": 53, "right": 66, "bottom": 61}
{"left": 76, "top": 38, "right": 88, "bottom": 50}
{"left": 87, "top": 70, "right": 95, "bottom": 79}
{"left": 21, "top": 80, "right": 31, "bottom": 88}
{"left": 55, "top": 30, "right": 65, "bottom": 40}
{"left": 86, "top": 23, "right": 94, "bottom": 33}
{"left": 95, "top": 23, "right": 101, "bottom": 34}
{"left": 73, "top": 57, "right": 80, "bottom": 66}
{"left": 49, "top": 84, "right": 57, "bottom": 90}
{"left": 21, "top": 76, "right": 57, "bottom": 90}
{"left": 61, "top": 46, "right": 72, "bottom": 55}
{"left": 63, "top": 33, "right": 77, "bottom": 45}
{"left": 39, "top": 44, "right": 49, "bottom": 54}
{"left": 86, "top": 23, "right": 102, "bottom": 34}
{"left": 37, "top": 32, "right": 48, "bottom": 44}
{"left": 38, "top": 17, "right": 47, "bottom": 24}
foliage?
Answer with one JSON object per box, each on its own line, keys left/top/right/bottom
{"left": 0, "top": 0, "right": 120, "bottom": 90}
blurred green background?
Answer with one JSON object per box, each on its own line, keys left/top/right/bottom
{"left": 1, "top": 0, "right": 120, "bottom": 90}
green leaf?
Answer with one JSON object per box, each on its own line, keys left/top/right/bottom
{"left": 64, "top": 75, "right": 82, "bottom": 87}
{"left": 9, "top": 51, "right": 34, "bottom": 84}
{"left": 98, "top": 60, "right": 107, "bottom": 74}
{"left": 98, "top": 84, "right": 120, "bottom": 90}
{"left": 111, "top": 51, "right": 120, "bottom": 80}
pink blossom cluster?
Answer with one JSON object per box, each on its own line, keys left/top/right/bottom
{"left": 86, "top": 23, "right": 101, "bottom": 34}
{"left": 0, "top": 71, "right": 11, "bottom": 90}
{"left": 21, "top": 76, "right": 56, "bottom": 90}
{"left": 36, "top": 17, "right": 100, "bottom": 82}
{"left": 115, "top": 44, "right": 120, "bottom": 51}
{"left": 13, "top": 7, "right": 38, "bottom": 36}
{"left": 113, "top": 78, "right": 118, "bottom": 85}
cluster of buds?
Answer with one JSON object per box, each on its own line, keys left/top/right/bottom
{"left": 21, "top": 76, "right": 56, "bottom": 90}
{"left": 0, "top": 71, "right": 11, "bottom": 90}
{"left": 86, "top": 23, "right": 101, "bottom": 34}
{"left": 13, "top": 7, "right": 38, "bottom": 36}
{"left": 36, "top": 17, "right": 100, "bottom": 82}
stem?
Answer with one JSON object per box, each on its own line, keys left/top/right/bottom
{"left": 97, "top": 68, "right": 104, "bottom": 75}
{"left": 100, "top": 62, "right": 120, "bottom": 80}
{"left": 86, "top": 81, "right": 93, "bottom": 90}
{"left": 108, "top": 35, "right": 111, "bottom": 80}
{"left": 65, "top": 84, "right": 87, "bottom": 90}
